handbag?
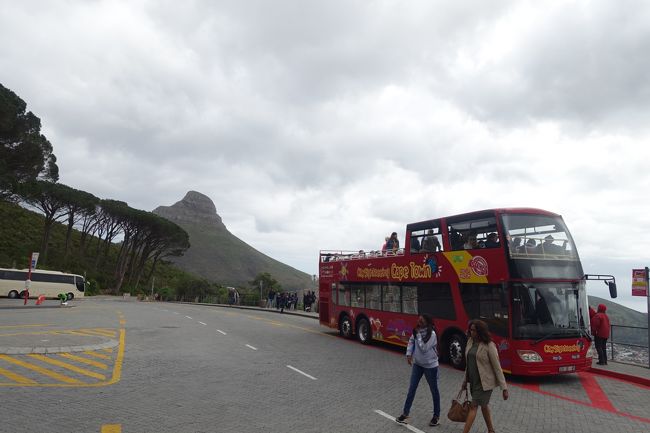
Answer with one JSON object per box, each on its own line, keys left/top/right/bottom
{"left": 447, "top": 387, "right": 470, "bottom": 422}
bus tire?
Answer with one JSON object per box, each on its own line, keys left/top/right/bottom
{"left": 8, "top": 290, "right": 19, "bottom": 299}
{"left": 66, "top": 292, "right": 74, "bottom": 301}
{"left": 19, "top": 290, "right": 27, "bottom": 299}
{"left": 448, "top": 333, "right": 467, "bottom": 370}
{"left": 356, "top": 317, "right": 372, "bottom": 345}
{"left": 339, "top": 314, "right": 353, "bottom": 339}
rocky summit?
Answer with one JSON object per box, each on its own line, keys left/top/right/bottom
{"left": 153, "top": 191, "right": 313, "bottom": 290}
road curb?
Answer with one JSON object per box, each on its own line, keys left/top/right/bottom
{"left": 589, "top": 366, "right": 650, "bottom": 387}
{"left": 0, "top": 339, "right": 119, "bottom": 355}
{"left": 171, "top": 301, "right": 319, "bottom": 320}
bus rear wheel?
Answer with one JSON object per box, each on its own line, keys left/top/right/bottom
{"left": 356, "top": 317, "right": 372, "bottom": 345}
{"left": 448, "top": 333, "right": 467, "bottom": 370}
{"left": 66, "top": 292, "right": 74, "bottom": 301}
{"left": 339, "top": 315, "right": 353, "bottom": 339}
{"left": 8, "top": 290, "right": 19, "bottom": 299}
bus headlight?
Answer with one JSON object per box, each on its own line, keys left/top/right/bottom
{"left": 517, "top": 350, "right": 543, "bottom": 363}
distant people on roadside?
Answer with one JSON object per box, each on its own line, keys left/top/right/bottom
{"left": 395, "top": 314, "right": 441, "bottom": 427}
{"left": 591, "top": 304, "right": 611, "bottom": 365}
{"left": 485, "top": 233, "right": 500, "bottom": 248}
{"left": 304, "top": 291, "right": 313, "bottom": 312}
{"left": 267, "top": 289, "right": 276, "bottom": 308}
{"left": 421, "top": 229, "right": 442, "bottom": 252}
{"left": 461, "top": 320, "right": 509, "bottom": 433}
{"left": 524, "top": 238, "right": 537, "bottom": 253}
{"left": 386, "top": 232, "right": 400, "bottom": 252}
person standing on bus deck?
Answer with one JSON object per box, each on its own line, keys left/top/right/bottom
{"left": 386, "top": 232, "right": 400, "bottom": 252}
{"left": 461, "top": 320, "right": 509, "bottom": 433}
{"left": 421, "top": 229, "right": 441, "bottom": 252}
{"left": 591, "top": 304, "right": 611, "bottom": 365}
{"left": 396, "top": 314, "right": 441, "bottom": 427}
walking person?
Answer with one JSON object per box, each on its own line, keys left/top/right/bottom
{"left": 396, "top": 314, "right": 441, "bottom": 426}
{"left": 591, "top": 303, "right": 611, "bottom": 365}
{"left": 461, "top": 320, "right": 509, "bottom": 433}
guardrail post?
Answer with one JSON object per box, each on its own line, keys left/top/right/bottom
{"left": 610, "top": 325, "right": 615, "bottom": 361}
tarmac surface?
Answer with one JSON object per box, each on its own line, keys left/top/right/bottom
{"left": 1, "top": 297, "right": 649, "bottom": 433}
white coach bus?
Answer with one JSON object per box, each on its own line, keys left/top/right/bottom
{"left": 0, "top": 268, "right": 86, "bottom": 300}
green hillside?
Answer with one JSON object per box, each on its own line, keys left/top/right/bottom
{"left": 153, "top": 191, "right": 314, "bottom": 291}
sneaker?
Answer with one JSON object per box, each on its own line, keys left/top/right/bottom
{"left": 396, "top": 414, "right": 409, "bottom": 424}
{"left": 429, "top": 416, "right": 440, "bottom": 426}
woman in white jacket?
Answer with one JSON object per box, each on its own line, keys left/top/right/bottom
{"left": 461, "top": 319, "right": 509, "bottom": 433}
{"left": 396, "top": 314, "right": 441, "bottom": 427}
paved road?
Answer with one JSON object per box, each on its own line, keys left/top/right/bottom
{"left": 1, "top": 298, "right": 649, "bottom": 433}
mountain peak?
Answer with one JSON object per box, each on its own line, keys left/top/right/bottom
{"left": 153, "top": 191, "right": 223, "bottom": 227}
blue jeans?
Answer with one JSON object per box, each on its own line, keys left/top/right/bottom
{"left": 402, "top": 364, "right": 440, "bottom": 417}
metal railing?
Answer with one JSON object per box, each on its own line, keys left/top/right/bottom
{"left": 609, "top": 324, "right": 649, "bottom": 368}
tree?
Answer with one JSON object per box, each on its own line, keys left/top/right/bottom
{"left": 17, "top": 180, "right": 72, "bottom": 263}
{"left": 59, "top": 187, "right": 99, "bottom": 264}
{"left": 250, "top": 272, "right": 281, "bottom": 297}
{"left": 0, "top": 83, "right": 58, "bottom": 198}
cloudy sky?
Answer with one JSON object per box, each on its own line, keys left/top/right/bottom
{"left": 2, "top": 0, "right": 649, "bottom": 311}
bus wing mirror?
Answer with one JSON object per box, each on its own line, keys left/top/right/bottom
{"left": 583, "top": 274, "right": 617, "bottom": 299}
{"left": 607, "top": 281, "right": 617, "bottom": 299}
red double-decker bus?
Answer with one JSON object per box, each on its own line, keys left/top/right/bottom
{"left": 318, "top": 208, "right": 616, "bottom": 376}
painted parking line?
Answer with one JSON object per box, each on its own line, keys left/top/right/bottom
{"left": 101, "top": 424, "right": 121, "bottom": 433}
{"left": 245, "top": 344, "right": 258, "bottom": 351}
{"left": 198, "top": 322, "right": 207, "bottom": 326}
{"left": 216, "top": 330, "right": 227, "bottom": 335}
{"left": 286, "top": 365, "right": 317, "bottom": 380}
{"left": 374, "top": 410, "right": 425, "bottom": 433}
{"left": 173, "top": 312, "right": 179, "bottom": 315}
{"left": 0, "top": 366, "right": 37, "bottom": 384}
{"left": 185, "top": 316, "right": 193, "bottom": 319}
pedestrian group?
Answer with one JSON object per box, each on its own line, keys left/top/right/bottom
{"left": 396, "top": 318, "right": 509, "bottom": 432}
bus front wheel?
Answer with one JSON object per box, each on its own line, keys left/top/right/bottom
{"left": 19, "top": 290, "right": 27, "bottom": 299}
{"left": 448, "top": 333, "right": 467, "bottom": 370}
{"left": 339, "top": 315, "right": 353, "bottom": 339}
{"left": 8, "top": 290, "right": 19, "bottom": 299}
{"left": 356, "top": 317, "right": 372, "bottom": 345}
{"left": 66, "top": 292, "right": 74, "bottom": 301}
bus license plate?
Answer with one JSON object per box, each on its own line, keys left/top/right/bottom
{"left": 559, "top": 366, "right": 575, "bottom": 373}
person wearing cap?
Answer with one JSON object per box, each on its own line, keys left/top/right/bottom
{"left": 485, "top": 233, "right": 500, "bottom": 248}
{"left": 591, "top": 304, "right": 611, "bottom": 365}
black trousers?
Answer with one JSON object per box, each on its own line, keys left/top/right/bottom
{"left": 595, "top": 336, "right": 608, "bottom": 364}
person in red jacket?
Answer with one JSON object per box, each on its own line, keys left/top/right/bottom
{"left": 591, "top": 304, "right": 611, "bottom": 365}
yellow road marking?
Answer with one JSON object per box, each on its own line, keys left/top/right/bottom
{"left": 0, "top": 354, "right": 81, "bottom": 384}
{"left": 84, "top": 351, "right": 111, "bottom": 360}
{"left": 101, "top": 424, "right": 122, "bottom": 433}
{"left": 0, "top": 324, "right": 52, "bottom": 329}
{"left": 119, "top": 320, "right": 126, "bottom": 326}
{"left": 59, "top": 353, "right": 108, "bottom": 370}
{"left": 0, "top": 366, "right": 37, "bottom": 384}
{"left": 28, "top": 354, "right": 106, "bottom": 380}
{"left": 102, "top": 348, "right": 114, "bottom": 353}
{"left": 106, "top": 328, "right": 126, "bottom": 385}
{"left": 77, "top": 329, "right": 116, "bottom": 337}
{"left": 64, "top": 330, "right": 101, "bottom": 337}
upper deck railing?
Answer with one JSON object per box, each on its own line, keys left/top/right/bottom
{"left": 319, "top": 249, "right": 405, "bottom": 263}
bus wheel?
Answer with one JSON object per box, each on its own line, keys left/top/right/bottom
{"left": 19, "top": 290, "right": 27, "bottom": 299}
{"left": 339, "top": 315, "right": 353, "bottom": 339}
{"left": 356, "top": 318, "right": 372, "bottom": 345}
{"left": 8, "top": 290, "right": 19, "bottom": 299}
{"left": 448, "top": 333, "right": 467, "bottom": 370}
{"left": 66, "top": 292, "right": 74, "bottom": 301}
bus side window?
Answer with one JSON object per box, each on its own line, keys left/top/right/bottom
{"left": 460, "top": 283, "right": 509, "bottom": 337}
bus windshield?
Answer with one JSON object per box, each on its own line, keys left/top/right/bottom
{"left": 512, "top": 282, "right": 590, "bottom": 340}
{"left": 502, "top": 213, "right": 583, "bottom": 279}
